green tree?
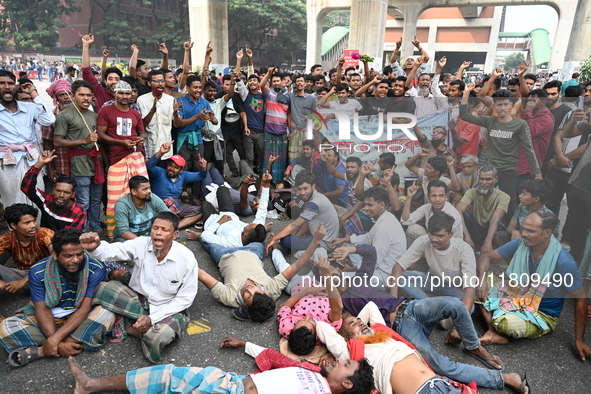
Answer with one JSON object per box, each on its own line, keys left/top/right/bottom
{"left": 228, "top": 0, "right": 306, "bottom": 65}
{"left": 322, "top": 10, "right": 350, "bottom": 33}
{"left": 504, "top": 52, "right": 525, "bottom": 71}
{"left": 0, "top": 0, "right": 79, "bottom": 51}
{"left": 576, "top": 55, "right": 591, "bottom": 83}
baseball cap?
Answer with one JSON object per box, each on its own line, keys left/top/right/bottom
{"left": 169, "top": 155, "right": 186, "bottom": 168}
{"left": 573, "top": 72, "right": 580, "bottom": 78}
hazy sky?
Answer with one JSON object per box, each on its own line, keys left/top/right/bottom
{"left": 504, "top": 5, "right": 558, "bottom": 42}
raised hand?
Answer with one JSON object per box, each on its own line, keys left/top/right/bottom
{"left": 159, "top": 141, "right": 173, "bottom": 155}
{"left": 268, "top": 154, "right": 278, "bottom": 167}
{"left": 418, "top": 147, "right": 431, "bottom": 157}
{"left": 131, "top": 44, "right": 139, "bottom": 53}
{"left": 82, "top": 34, "right": 94, "bottom": 46}
{"left": 184, "top": 37, "right": 194, "bottom": 51}
{"left": 517, "top": 59, "right": 531, "bottom": 76}
{"left": 438, "top": 56, "right": 447, "bottom": 69}
{"left": 446, "top": 156, "right": 456, "bottom": 168}
{"left": 313, "top": 222, "right": 327, "bottom": 242}
{"left": 338, "top": 57, "right": 345, "bottom": 66}
{"left": 395, "top": 37, "right": 402, "bottom": 49}
{"left": 197, "top": 154, "right": 207, "bottom": 171}
{"left": 262, "top": 171, "right": 273, "bottom": 187}
{"left": 79, "top": 232, "right": 101, "bottom": 251}
{"left": 158, "top": 42, "right": 168, "bottom": 55}
{"left": 492, "top": 67, "right": 503, "bottom": 78}
{"left": 173, "top": 100, "right": 183, "bottom": 112}
{"left": 332, "top": 246, "right": 352, "bottom": 262}
{"left": 236, "top": 48, "right": 243, "bottom": 60}
{"left": 205, "top": 41, "right": 213, "bottom": 56}
{"left": 406, "top": 180, "right": 419, "bottom": 198}
{"left": 465, "top": 82, "right": 476, "bottom": 92}
{"left": 460, "top": 61, "right": 471, "bottom": 69}
{"left": 411, "top": 36, "right": 421, "bottom": 49}
{"left": 102, "top": 48, "right": 109, "bottom": 57}
{"left": 245, "top": 44, "right": 253, "bottom": 59}
{"left": 36, "top": 150, "right": 57, "bottom": 167}
{"left": 311, "top": 255, "right": 332, "bottom": 277}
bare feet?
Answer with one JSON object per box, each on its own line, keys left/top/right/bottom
{"left": 125, "top": 324, "right": 141, "bottom": 338}
{"left": 265, "top": 222, "right": 273, "bottom": 232}
{"left": 17, "top": 346, "right": 44, "bottom": 363}
{"left": 68, "top": 356, "right": 91, "bottom": 394}
{"left": 479, "top": 329, "right": 509, "bottom": 345}
{"left": 185, "top": 229, "right": 201, "bottom": 241}
{"left": 504, "top": 372, "right": 530, "bottom": 394}
{"left": 467, "top": 346, "right": 504, "bottom": 369}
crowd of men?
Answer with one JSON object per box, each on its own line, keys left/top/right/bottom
{"left": 0, "top": 34, "right": 590, "bottom": 394}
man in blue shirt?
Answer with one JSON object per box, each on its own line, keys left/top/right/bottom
{"left": 0, "top": 229, "right": 114, "bottom": 367}
{"left": 173, "top": 75, "right": 216, "bottom": 199}
{"left": 476, "top": 210, "right": 591, "bottom": 361}
{"left": 0, "top": 71, "right": 55, "bottom": 208}
{"left": 236, "top": 74, "right": 265, "bottom": 174}
{"left": 313, "top": 146, "right": 349, "bottom": 207}
{"left": 147, "top": 141, "right": 208, "bottom": 228}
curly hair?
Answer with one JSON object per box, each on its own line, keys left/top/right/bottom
{"left": 247, "top": 292, "right": 275, "bottom": 322}
{"left": 344, "top": 358, "right": 375, "bottom": 394}
{"left": 287, "top": 326, "right": 316, "bottom": 356}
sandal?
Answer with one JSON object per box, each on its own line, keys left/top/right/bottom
{"left": 7, "top": 346, "right": 40, "bottom": 367}
{"left": 180, "top": 191, "right": 190, "bottom": 204}
{"left": 462, "top": 345, "right": 504, "bottom": 370}
{"left": 506, "top": 372, "right": 532, "bottom": 394}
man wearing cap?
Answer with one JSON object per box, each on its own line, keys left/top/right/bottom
{"left": 560, "top": 72, "right": 580, "bottom": 96}
{"left": 97, "top": 80, "right": 148, "bottom": 241}
{"left": 42, "top": 79, "right": 73, "bottom": 188}
{"left": 147, "top": 141, "right": 208, "bottom": 228}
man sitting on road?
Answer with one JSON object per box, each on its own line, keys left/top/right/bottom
{"left": 0, "top": 204, "right": 54, "bottom": 293}
{"left": 113, "top": 176, "right": 171, "bottom": 241}
{"left": 0, "top": 229, "right": 114, "bottom": 367}
{"left": 66, "top": 335, "right": 374, "bottom": 394}
{"left": 456, "top": 165, "right": 510, "bottom": 253}
{"left": 477, "top": 210, "right": 591, "bottom": 363}
{"left": 81, "top": 212, "right": 198, "bottom": 364}
{"left": 21, "top": 150, "right": 86, "bottom": 231}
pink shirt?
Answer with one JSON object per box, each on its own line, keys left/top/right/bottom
{"left": 518, "top": 107, "right": 554, "bottom": 176}
{"left": 277, "top": 279, "right": 342, "bottom": 339}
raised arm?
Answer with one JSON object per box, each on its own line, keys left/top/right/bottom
{"left": 158, "top": 42, "right": 169, "bottom": 70}
{"left": 456, "top": 61, "right": 471, "bottom": 81}
{"left": 436, "top": 56, "right": 446, "bottom": 76}
{"left": 201, "top": 41, "right": 213, "bottom": 87}
{"left": 129, "top": 44, "right": 139, "bottom": 79}
{"left": 478, "top": 67, "right": 503, "bottom": 108}
{"left": 446, "top": 156, "right": 461, "bottom": 192}
{"left": 405, "top": 148, "right": 430, "bottom": 176}
{"left": 100, "top": 48, "right": 108, "bottom": 83}
{"left": 81, "top": 34, "right": 93, "bottom": 68}
{"left": 355, "top": 75, "right": 382, "bottom": 98}
{"left": 260, "top": 66, "right": 275, "bottom": 95}
{"left": 283, "top": 224, "right": 326, "bottom": 281}
{"left": 405, "top": 57, "right": 424, "bottom": 89}
{"left": 389, "top": 37, "right": 402, "bottom": 65}
{"left": 179, "top": 38, "right": 193, "bottom": 91}
{"left": 412, "top": 36, "right": 429, "bottom": 65}
{"left": 517, "top": 59, "right": 531, "bottom": 99}
{"left": 336, "top": 56, "right": 345, "bottom": 84}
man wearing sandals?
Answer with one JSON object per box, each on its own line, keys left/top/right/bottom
{"left": 0, "top": 229, "right": 114, "bottom": 367}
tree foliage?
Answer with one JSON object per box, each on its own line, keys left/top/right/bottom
{"left": 576, "top": 55, "right": 591, "bottom": 83}
{"left": 228, "top": 0, "right": 306, "bottom": 65}
{"left": 0, "top": 0, "right": 80, "bottom": 51}
{"left": 322, "top": 10, "right": 350, "bottom": 33}
{"left": 504, "top": 52, "right": 525, "bottom": 71}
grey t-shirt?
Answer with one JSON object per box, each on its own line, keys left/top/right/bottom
{"left": 54, "top": 106, "right": 99, "bottom": 177}
{"left": 299, "top": 190, "right": 339, "bottom": 249}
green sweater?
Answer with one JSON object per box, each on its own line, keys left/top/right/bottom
{"left": 459, "top": 104, "right": 541, "bottom": 174}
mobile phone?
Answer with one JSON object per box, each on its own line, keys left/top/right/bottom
{"left": 579, "top": 96, "right": 585, "bottom": 109}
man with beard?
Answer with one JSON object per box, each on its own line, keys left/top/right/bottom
{"left": 137, "top": 70, "right": 177, "bottom": 162}
{"left": 449, "top": 155, "right": 479, "bottom": 205}
{"left": 390, "top": 36, "right": 429, "bottom": 78}
{"left": 21, "top": 151, "right": 86, "bottom": 231}
{"left": 0, "top": 70, "right": 55, "bottom": 208}
{"left": 314, "top": 147, "right": 349, "bottom": 207}
{"left": 53, "top": 80, "right": 105, "bottom": 234}
{"left": 0, "top": 229, "right": 114, "bottom": 367}
{"left": 267, "top": 170, "right": 339, "bottom": 253}
{"left": 65, "top": 335, "right": 374, "bottom": 394}
{"left": 81, "top": 34, "right": 122, "bottom": 108}
{"left": 277, "top": 75, "right": 316, "bottom": 162}
{"left": 476, "top": 211, "right": 591, "bottom": 364}
{"left": 541, "top": 80, "right": 575, "bottom": 172}
{"left": 82, "top": 212, "right": 198, "bottom": 363}
{"left": 413, "top": 125, "right": 456, "bottom": 171}
{"left": 43, "top": 80, "right": 74, "bottom": 186}
{"left": 147, "top": 142, "right": 207, "bottom": 228}
{"left": 456, "top": 165, "right": 511, "bottom": 253}
{"left": 0, "top": 204, "right": 54, "bottom": 294}
{"left": 404, "top": 59, "right": 446, "bottom": 118}
{"left": 317, "top": 299, "right": 532, "bottom": 393}
{"left": 113, "top": 176, "right": 170, "bottom": 241}
{"left": 97, "top": 81, "right": 148, "bottom": 241}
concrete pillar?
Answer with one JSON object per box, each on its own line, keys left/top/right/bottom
{"left": 188, "top": 0, "right": 229, "bottom": 71}
{"left": 550, "top": 0, "right": 577, "bottom": 70}
{"left": 306, "top": 5, "right": 327, "bottom": 72}
{"left": 348, "top": 0, "right": 389, "bottom": 70}
{"left": 484, "top": 6, "right": 502, "bottom": 72}
{"left": 563, "top": 0, "right": 591, "bottom": 73}
{"left": 398, "top": 4, "right": 423, "bottom": 62}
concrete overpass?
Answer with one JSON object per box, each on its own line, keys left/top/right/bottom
{"left": 187, "top": 0, "right": 589, "bottom": 75}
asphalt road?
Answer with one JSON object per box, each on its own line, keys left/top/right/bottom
{"left": 0, "top": 79, "right": 589, "bottom": 393}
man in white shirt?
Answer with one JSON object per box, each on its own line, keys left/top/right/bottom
{"left": 330, "top": 186, "right": 406, "bottom": 287}
{"left": 79, "top": 211, "right": 198, "bottom": 363}
{"left": 66, "top": 335, "right": 374, "bottom": 394}
{"left": 137, "top": 70, "right": 175, "bottom": 160}
{"left": 401, "top": 179, "right": 463, "bottom": 246}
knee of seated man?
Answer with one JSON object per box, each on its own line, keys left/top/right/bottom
{"left": 493, "top": 314, "right": 529, "bottom": 338}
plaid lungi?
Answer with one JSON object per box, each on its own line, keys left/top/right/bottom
{"left": 106, "top": 152, "right": 148, "bottom": 238}
{"left": 93, "top": 281, "right": 189, "bottom": 363}
{"left": 262, "top": 131, "right": 288, "bottom": 183}
{"left": 288, "top": 129, "right": 304, "bottom": 163}
{"left": 492, "top": 309, "right": 558, "bottom": 339}
{"left": 126, "top": 364, "right": 247, "bottom": 394}
{"left": 334, "top": 205, "right": 374, "bottom": 235}
{"left": 0, "top": 306, "right": 115, "bottom": 354}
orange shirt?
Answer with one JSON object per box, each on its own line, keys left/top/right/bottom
{"left": 0, "top": 227, "right": 54, "bottom": 270}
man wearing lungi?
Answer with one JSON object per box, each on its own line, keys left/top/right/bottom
{"left": 66, "top": 335, "right": 374, "bottom": 394}
{"left": 0, "top": 71, "right": 55, "bottom": 208}
{"left": 0, "top": 229, "right": 114, "bottom": 367}
{"left": 96, "top": 80, "right": 148, "bottom": 241}
{"left": 81, "top": 211, "right": 198, "bottom": 363}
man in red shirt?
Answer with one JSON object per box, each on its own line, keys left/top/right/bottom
{"left": 97, "top": 80, "right": 147, "bottom": 240}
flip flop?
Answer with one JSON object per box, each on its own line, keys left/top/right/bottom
{"left": 461, "top": 345, "right": 505, "bottom": 371}
{"left": 506, "top": 372, "right": 533, "bottom": 394}
{"left": 7, "top": 346, "right": 40, "bottom": 367}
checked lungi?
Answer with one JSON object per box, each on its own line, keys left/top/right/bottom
{"left": 0, "top": 306, "right": 115, "bottom": 354}
{"left": 288, "top": 128, "right": 304, "bottom": 163}
{"left": 262, "top": 131, "right": 288, "bottom": 183}
{"left": 93, "top": 281, "right": 189, "bottom": 364}
{"left": 106, "top": 152, "right": 148, "bottom": 238}
{"left": 126, "top": 364, "right": 247, "bottom": 394}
